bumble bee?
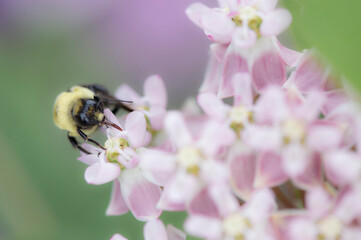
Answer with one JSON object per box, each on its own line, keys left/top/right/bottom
{"left": 53, "top": 84, "right": 133, "bottom": 154}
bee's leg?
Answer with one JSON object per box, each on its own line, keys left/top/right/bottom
{"left": 77, "top": 128, "right": 106, "bottom": 150}
{"left": 68, "top": 134, "right": 91, "bottom": 154}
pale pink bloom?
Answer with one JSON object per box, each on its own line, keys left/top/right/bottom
{"left": 201, "top": 38, "right": 298, "bottom": 98}
{"left": 78, "top": 110, "right": 162, "bottom": 221}
{"left": 286, "top": 186, "right": 361, "bottom": 240}
{"left": 186, "top": 0, "right": 292, "bottom": 47}
{"left": 227, "top": 144, "right": 288, "bottom": 200}
{"left": 140, "top": 111, "right": 235, "bottom": 210}
{"left": 247, "top": 87, "right": 344, "bottom": 189}
{"left": 110, "top": 219, "right": 186, "bottom": 240}
{"left": 115, "top": 75, "right": 167, "bottom": 131}
{"left": 185, "top": 188, "right": 277, "bottom": 240}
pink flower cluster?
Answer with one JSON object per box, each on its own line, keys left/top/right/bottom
{"left": 74, "top": 1, "right": 361, "bottom": 239}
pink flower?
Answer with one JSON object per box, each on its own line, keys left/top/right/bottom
{"left": 78, "top": 110, "right": 162, "bottom": 221}
{"left": 185, "top": 187, "right": 277, "bottom": 240}
{"left": 115, "top": 75, "right": 167, "bottom": 131}
{"left": 186, "top": 0, "right": 292, "bottom": 47}
{"left": 286, "top": 186, "right": 361, "bottom": 240}
{"left": 140, "top": 111, "right": 235, "bottom": 210}
{"left": 110, "top": 219, "right": 186, "bottom": 240}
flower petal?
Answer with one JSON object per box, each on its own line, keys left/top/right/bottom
{"left": 229, "top": 152, "right": 256, "bottom": 200}
{"left": 144, "top": 219, "right": 168, "bottom": 240}
{"left": 202, "top": 10, "right": 235, "bottom": 43}
{"left": 166, "top": 225, "right": 186, "bottom": 240}
{"left": 255, "top": 151, "right": 288, "bottom": 188}
{"left": 305, "top": 187, "right": 332, "bottom": 219}
{"left": 144, "top": 75, "right": 167, "bottom": 108}
{"left": 121, "top": 168, "right": 162, "bottom": 221}
{"left": 200, "top": 52, "right": 222, "bottom": 93}
{"left": 232, "top": 72, "right": 253, "bottom": 107}
{"left": 276, "top": 39, "right": 303, "bottom": 67}
{"left": 139, "top": 149, "right": 176, "bottom": 186}
{"left": 232, "top": 27, "right": 257, "bottom": 49}
{"left": 260, "top": 8, "right": 292, "bottom": 36}
{"left": 197, "top": 92, "right": 229, "bottom": 121}
{"left": 219, "top": 51, "right": 249, "bottom": 98}
{"left": 252, "top": 51, "right": 286, "bottom": 92}
{"left": 165, "top": 111, "right": 192, "bottom": 148}
{"left": 114, "top": 84, "right": 142, "bottom": 105}
{"left": 184, "top": 215, "right": 223, "bottom": 239}
{"left": 106, "top": 179, "right": 129, "bottom": 216}
{"left": 125, "top": 111, "right": 146, "bottom": 148}
{"left": 292, "top": 153, "right": 323, "bottom": 190}
{"left": 185, "top": 3, "right": 211, "bottom": 28}
{"left": 84, "top": 162, "right": 120, "bottom": 185}
{"left": 257, "top": 0, "right": 278, "bottom": 13}
{"left": 188, "top": 187, "right": 220, "bottom": 218}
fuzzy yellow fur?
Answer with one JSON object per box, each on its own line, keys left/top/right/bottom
{"left": 54, "top": 86, "right": 98, "bottom": 137}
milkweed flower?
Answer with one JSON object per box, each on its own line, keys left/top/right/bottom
{"left": 77, "top": 109, "right": 162, "bottom": 221}
{"left": 186, "top": 0, "right": 292, "bottom": 47}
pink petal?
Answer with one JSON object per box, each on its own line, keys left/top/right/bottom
{"left": 200, "top": 53, "right": 222, "bottom": 93}
{"left": 144, "top": 75, "right": 167, "bottom": 108}
{"left": 106, "top": 179, "right": 129, "bottom": 216}
{"left": 334, "top": 186, "right": 361, "bottom": 224}
{"left": 307, "top": 122, "right": 342, "bottom": 152}
{"left": 185, "top": 3, "right": 211, "bottom": 28}
{"left": 139, "top": 150, "right": 176, "bottom": 186}
{"left": 104, "top": 108, "right": 122, "bottom": 127}
{"left": 219, "top": 52, "right": 249, "bottom": 98}
{"left": 110, "top": 234, "right": 128, "bottom": 240}
{"left": 288, "top": 218, "right": 317, "bottom": 240}
{"left": 229, "top": 153, "right": 256, "bottom": 200}
{"left": 166, "top": 225, "right": 186, "bottom": 240}
{"left": 144, "top": 219, "right": 168, "bottom": 240}
{"left": 260, "top": 8, "right": 292, "bottom": 36}
{"left": 276, "top": 39, "right": 303, "bottom": 67}
{"left": 257, "top": 0, "right": 278, "bottom": 13}
{"left": 184, "top": 215, "right": 223, "bottom": 239}
{"left": 243, "top": 188, "right": 276, "bottom": 222}
{"left": 292, "top": 154, "right": 322, "bottom": 190}
{"left": 165, "top": 111, "right": 192, "bottom": 148}
{"left": 232, "top": 27, "right": 257, "bottom": 49}
{"left": 324, "top": 151, "right": 361, "bottom": 187}
{"left": 157, "top": 173, "right": 197, "bottom": 211}
{"left": 147, "top": 107, "right": 166, "bottom": 131}
{"left": 232, "top": 72, "right": 253, "bottom": 107}
{"left": 197, "top": 93, "right": 229, "bottom": 121}
{"left": 114, "top": 84, "right": 141, "bottom": 105}
{"left": 202, "top": 10, "right": 235, "bottom": 43}
{"left": 322, "top": 90, "right": 349, "bottom": 116}
{"left": 289, "top": 52, "right": 327, "bottom": 92}
{"left": 210, "top": 43, "right": 228, "bottom": 62}
{"left": 251, "top": 51, "right": 286, "bottom": 92}
{"left": 242, "top": 125, "right": 282, "bottom": 151}
{"left": 282, "top": 144, "right": 308, "bottom": 177}
{"left": 208, "top": 184, "right": 239, "bottom": 216}
{"left": 77, "top": 153, "right": 100, "bottom": 165}
{"left": 255, "top": 151, "right": 288, "bottom": 188}
{"left": 305, "top": 187, "right": 332, "bottom": 219}
{"left": 125, "top": 111, "right": 146, "bottom": 148}
{"left": 118, "top": 147, "right": 139, "bottom": 169}
{"left": 120, "top": 168, "right": 162, "bottom": 221}
{"left": 188, "top": 187, "right": 220, "bottom": 218}
{"left": 84, "top": 162, "right": 120, "bottom": 185}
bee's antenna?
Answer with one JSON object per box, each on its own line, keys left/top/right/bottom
{"left": 101, "top": 99, "right": 133, "bottom": 104}
{"left": 102, "top": 118, "right": 123, "bottom": 131}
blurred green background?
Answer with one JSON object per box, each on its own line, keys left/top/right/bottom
{"left": 0, "top": 0, "right": 360, "bottom": 239}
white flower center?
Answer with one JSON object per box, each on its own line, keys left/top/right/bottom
{"left": 105, "top": 137, "right": 129, "bottom": 163}
{"left": 223, "top": 213, "right": 252, "bottom": 239}
{"left": 282, "top": 119, "right": 306, "bottom": 144}
{"left": 177, "top": 147, "right": 202, "bottom": 175}
{"left": 239, "top": 6, "right": 258, "bottom": 20}
{"left": 230, "top": 106, "right": 252, "bottom": 124}
{"left": 318, "top": 216, "right": 342, "bottom": 239}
